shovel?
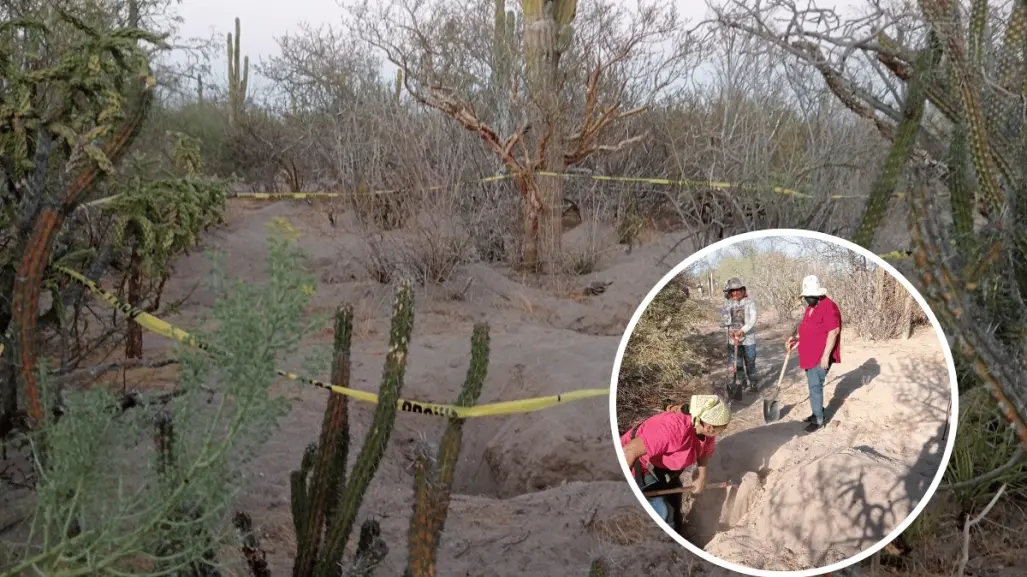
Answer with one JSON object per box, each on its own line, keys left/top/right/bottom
{"left": 729, "top": 339, "right": 744, "bottom": 401}
{"left": 763, "top": 346, "right": 792, "bottom": 423}
{"left": 643, "top": 481, "right": 732, "bottom": 497}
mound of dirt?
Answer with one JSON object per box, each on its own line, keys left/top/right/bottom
{"left": 705, "top": 450, "right": 914, "bottom": 570}
{"left": 678, "top": 327, "right": 951, "bottom": 572}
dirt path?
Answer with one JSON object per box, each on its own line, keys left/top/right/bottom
{"left": 677, "top": 305, "right": 951, "bottom": 571}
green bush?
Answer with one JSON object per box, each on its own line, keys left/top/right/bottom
{"left": 0, "top": 232, "right": 325, "bottom": 577}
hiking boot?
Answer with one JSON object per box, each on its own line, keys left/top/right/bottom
{"left": 804, "top": 414, "right": 817, "bottom": 423}
{"left": 803, "top": 421, "right": 822, "bottom": 433}
{"left": 747, "top": 380, "right": 759, "bottom": 392}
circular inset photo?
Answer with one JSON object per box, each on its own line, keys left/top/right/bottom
{"left": 610, "top": 229, "right": 958, "bottom": 576}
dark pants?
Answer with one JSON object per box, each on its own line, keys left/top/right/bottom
{"left": 729, "top": 343, "right": 757, "bottom": 387}
{"left": 805, "top": 364, "right": 832, "bottom": 425}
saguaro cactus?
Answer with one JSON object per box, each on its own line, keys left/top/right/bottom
{"left": 520, "top": 0, "right": 577, "bottom": 272}
{"left": 226, "top": 17, "right": 249, "bottom": 128}
{"left": 394, "top": 68, "right": 404, "bottom": 102}
{"left": 489, "top": 0, "right": 519, "bottom": 135}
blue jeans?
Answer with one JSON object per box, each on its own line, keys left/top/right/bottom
{"left": 729, "top": 343, "right": 757, "bottom": 386}
{"left": 805, "top": 365, "right": 831, "bottom": 424}
{"left": 636, "top": 472, "right": 672, "bottom": 523}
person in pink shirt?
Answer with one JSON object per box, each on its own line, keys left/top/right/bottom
{"left": 785, "top": 275, "right": 842, "bottom": 433}
{"left": 620, "top": 395, "right": 731, "bottom": 525}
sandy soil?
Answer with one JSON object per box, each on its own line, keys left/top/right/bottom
{"left": 117, "top": 200, "right": 710, "bottom": 576}
{"left": 667, "top": 307, "right": 952, "bottom": 572}
{"left": 0, "top": 197, "right": 953, "bottom": 577}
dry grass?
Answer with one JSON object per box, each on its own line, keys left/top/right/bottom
{"left": 585, "top": 509, "right": 656, "bottom": 546}
{"left": 615, "top": 278, "right": 718, "bottom": 434}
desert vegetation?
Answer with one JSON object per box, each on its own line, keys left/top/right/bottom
{"left": 1, "top": 0, "right": 1026, "bottom": 574}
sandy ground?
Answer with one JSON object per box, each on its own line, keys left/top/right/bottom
{"left": 661, "top": 308, "right": 952, "bottom": 572}
{"left": 0, "top": 197, "right": 952, "bottom": 577}
{"left": 109, "top": 199, "right": 709, "bottom": 576}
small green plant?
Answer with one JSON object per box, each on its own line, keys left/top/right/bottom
{"left": 0, "top": 232, "right": 323, "bottom": 577}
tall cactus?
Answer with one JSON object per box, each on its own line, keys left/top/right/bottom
{"left": 286, "top": 281, "right": 414, "bottom": 577}
{"left": 851, "top": 32, "right": 939, "bottom": 248}
{"left": 894, "top": 0, "right": 1027, "bottom": 452}
{"left": 279, "top": 285, "right": 495, "bottom": 577}
{"left": 226, "top": 16, "right": 249, "bottom": 129}
{"left": 394, "top": 68, "right": 404, "bottom": 102}
{"left": 489, "top": 0, "right": 518, "bottom": 135}
{"left": 291, "top": 307, "right": 354, "bottom": 577}
{"left": 520, "top": 0, "right": 577, "bottom": 272}
{"left": 406, "top": 323, "right": 490, "bottom": 577}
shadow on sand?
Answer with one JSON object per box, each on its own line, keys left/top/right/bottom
{"left": 777, "top": 358, "right": 881, "bottom": 424}
{"left": 683, "top": 421, "right": 801, "bottom": 546}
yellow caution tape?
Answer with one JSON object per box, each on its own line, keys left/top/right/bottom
{"left": 53, "top": 266, "right": 609, "bottom": 418}
{"left": 78, "top": 170, "right": 921, "bottom": 208}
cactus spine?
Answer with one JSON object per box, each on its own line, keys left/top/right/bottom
{"left": 405, "top": 323, "right": 490, "bottom": 577}
{"left": 226, "top": 17, "right": 249, "bottom": 128}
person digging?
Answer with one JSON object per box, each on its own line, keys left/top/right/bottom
{"left": 785, "top": 275, "right": 842, "bottom": 434}
{"left": 722, "top": 277, "right": 759, "bottom": 398}
{"left": 620, "top": 395, "right": 731, "bottom": 528}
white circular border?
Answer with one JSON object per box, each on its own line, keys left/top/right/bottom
{"left": 608, "top": 228, "right": 960, "bottom": 577}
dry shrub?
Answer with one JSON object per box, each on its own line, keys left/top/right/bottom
{"left": 825, "top": 267, "right": 929, "bottom": 341}
{"left": 585, "top": 509, "right": 654, "bottom": 546}
{"left": 361, "top": 209, "right": 474, "bottom": 287}
{"left": 350, "top": 181, "right": 409, "bottom": 230}
{"left": 714, "top": 244, "right": 928, "bottom": 340}
{"left": 616, "top": 276, "right": 717, "bottom": 433}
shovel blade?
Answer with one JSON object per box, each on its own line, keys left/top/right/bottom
{"left": 763, "top": 399, "right": 781, "bottom": 423}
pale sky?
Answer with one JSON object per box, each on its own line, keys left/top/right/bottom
{"left": 167, "top": 0, "right": 803, "bottom": 89}
{"left": 168, "top": 0, "right": 860, "bottom": 95}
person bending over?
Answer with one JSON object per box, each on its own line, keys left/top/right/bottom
{"left": 620, "top": 395, "right": 731, "bottom": 526}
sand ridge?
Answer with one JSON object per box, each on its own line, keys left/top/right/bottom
{"left": 680, "top": 312, "right": 951, "bottom": 572}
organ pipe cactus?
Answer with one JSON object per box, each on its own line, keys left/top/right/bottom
{"left": 282, "top": 282, "right": 498, "bottom": 577}
{"left": 405, "top": 323, "right": 490, "bottom": 577}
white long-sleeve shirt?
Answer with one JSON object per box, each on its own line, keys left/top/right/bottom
{"left": 722, "top": 296, "right": 758, "bottom": 346}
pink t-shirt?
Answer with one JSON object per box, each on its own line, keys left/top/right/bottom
{"left": 619, "top": 411, "right": 715, "bottom": 475}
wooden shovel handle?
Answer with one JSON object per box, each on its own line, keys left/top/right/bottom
{"left": 642, "top": 481, "right": 731, "bottom": 497}
{"left": 776, "top": 346, "right": 792, "bottom": 386}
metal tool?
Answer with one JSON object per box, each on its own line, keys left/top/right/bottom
{"left": 763, "top": 345, "right": 793, "bottom": 423}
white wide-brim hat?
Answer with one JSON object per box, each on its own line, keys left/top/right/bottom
{"left": 800, "top": 274, "right": 827, "bottom": 297}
